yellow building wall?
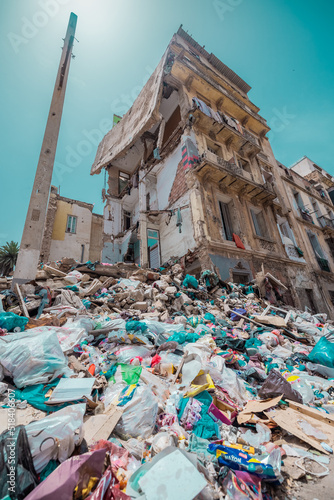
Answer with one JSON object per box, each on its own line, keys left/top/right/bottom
{"left": 51, "top": 200, "right": 72, "bottom": 241}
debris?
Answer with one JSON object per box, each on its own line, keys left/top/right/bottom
{"left": 1, "top": 258, "right": 334, "bottom": 498}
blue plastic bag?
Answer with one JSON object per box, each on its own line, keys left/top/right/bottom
{"left": 0, "top": 312, "right": 28, "bottom": 332}
{"left": 308, "top": 337, "right": 334, "bottom": 368}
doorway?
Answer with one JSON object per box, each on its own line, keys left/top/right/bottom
{"left": 147, "top": 229, "right": 160, "bottom": 268}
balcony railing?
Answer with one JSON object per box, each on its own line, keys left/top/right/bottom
{"left": 201, "top": 150, "right": 275, "bottom": 194}
{"left": 318, "top": 215, "right": 334, "bottom": 230}
{"left": 317, "top": 257, "right": 331, "bottom": 272}
{"left": 192, "top": 98, "right": 260, "bottom": 149}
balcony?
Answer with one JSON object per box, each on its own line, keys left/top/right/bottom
{"left": 318, "top": 215, "right": 334, "bottom": 231}
{"left": 317, "top": 256, "right": 331, "bottom": 272}
{"left": 191, "top": 102, "right": 261, "bottom": 156}
{"left": 298, "top": 207, "right": 314, "bottom": 223}
{"left": 195, "top": 150, "right": 276, "bottom": 202}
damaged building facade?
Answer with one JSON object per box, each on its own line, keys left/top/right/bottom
{"left": 41, "top": 186, "right": 103, "bottom": 263}
{"left": 91, "top": 27, "right": 334, "bottom": 317}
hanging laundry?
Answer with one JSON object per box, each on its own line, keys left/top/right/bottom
{"left": 176, "top": 208, "right": 183, "bottom": 233}
{"left": 181, "top": 135, "right": 199, "bottom": 170}
{"left": 232, "top": 233, "right": 245, "bottom": 249}
{"left": 192, "top": 97, "right": 212, "bottom": 118}
{"left": 235, "top": 119, "right": 243, "bottom": 135}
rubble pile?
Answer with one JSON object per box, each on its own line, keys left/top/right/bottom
{"left": 1, "top": 260, "right": 334, "bottom": 499}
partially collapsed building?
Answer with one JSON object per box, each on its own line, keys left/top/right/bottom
{"left": 91, "top": 27, "right": 334, "bottom": 317}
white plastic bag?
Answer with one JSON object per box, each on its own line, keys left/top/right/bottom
{"left": 0, "top": 330, "right": 69, "bottom": 388}
{"left": 115, "top": 384, "right": 158, "bottom": 439}
{"left": 26, "top": 403, "right": 85, "bottom": 473}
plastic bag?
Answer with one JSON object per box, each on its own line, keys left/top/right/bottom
{"left": 0, "top": 425, "right": 38, "bottom": 499}
{"left": 0, "top": 330, "right": 69, "bottom": 388}
{"left": 308, "top": 337, "right": 334, "bottom": 368}
{"left": 243, "top": 423, "right": 271, "bottom": 448}
{"left": 26, "top": 404, "right": 85, "bottom": 473}
{"left": 0, "top": 311, "right": 28, "bottom": 332}
{"left": 182, "top": 274, "right": 199, "bottom": 289}
{"left": 113, "top": 345, "right": 152, "bottom": 364}
{"left": 114, "top": 384, "right": 158, "bottom": 439}
{"left": 64, "top": 270, "right": 83, "bottom": 284}
{"left": 258, "top": 369, "right": 303, "bottom": 403}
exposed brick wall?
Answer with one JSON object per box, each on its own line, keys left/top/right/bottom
{"left": 168, "top": 161, "right": 188, "bottom": 206}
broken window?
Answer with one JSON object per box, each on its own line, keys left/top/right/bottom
{"left": 118, "top": 171, "right": 130, "bottom": 194}
{"left": 305, "top": 289, "right": 317, "bottom": 314}
{"left": 66, "top": 215, "right": 77, "bottom": 234}
{"left": 123, "top": 210, "right": 131, "bottom": 231}
{"left": 219, "top": 201, "right": 234, "bottom": 241}
{"left": 250, "top": 208, "right": 268, "bottom": 238}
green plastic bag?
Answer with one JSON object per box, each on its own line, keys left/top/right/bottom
{"left": 120, "top": 364, "right": 142, "bottom": 384}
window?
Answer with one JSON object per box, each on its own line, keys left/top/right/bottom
{"left": 66, "top": 215, "right": 77, "bottom": 234}
{"left": 236, "top": 156, "right": 253, "bottom": 178}
{"left": 329, "top": 290, "right": 334, "bottom": 307}
{"left": 207, "top": 139, "right": 222, "bottom": 156}
{"left": 277, "top": 219, "right": 296, "bottom": 246}
{"left": 219, "top": 201, "right": 233, "bottom": 241}
{"left": 326, "top": 238, "right": 334, "bottom": 260}
{"left": 123, "top": 210, "right": 131, "bottom": 231}
{"left": 293, "top": 191, "right": 304, "bottom": 210}
{"left": 307, "top": 231, "right": 330, "bottom": 272}
{"left": 146, "top": 193, "right": 151, "bottom": 211}
{"left": 232, "top": 272, "right": 250, "bottom": 284}
{"left": 118, "top": 171, "right": 130, "bottom": 194}
{"left": 250, "top": 208, "right": 268, "bottom": 238}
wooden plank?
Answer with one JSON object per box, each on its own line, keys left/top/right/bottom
{"left": 15, "top": 284, "right": 30, "bottom": 318}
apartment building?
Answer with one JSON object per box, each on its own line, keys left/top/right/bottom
{"left": 91, "top": 27, "right": 334, "bottom": 317}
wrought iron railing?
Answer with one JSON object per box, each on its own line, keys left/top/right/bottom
{"left": 318, "top": 215, "right": 334, "bottom": 229}
{"left": 317, "top": 257, "right": 331, "bottom": 272}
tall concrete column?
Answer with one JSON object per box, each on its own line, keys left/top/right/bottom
{"left": 13, "top": 13, "right": 77, "bottom": 285}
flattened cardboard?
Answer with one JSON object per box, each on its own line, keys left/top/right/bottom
{"left": 237, "top": 395, "right": 282, "bottom": 425}
{"left": 265, "top": 407, "right": 334, "bottom": 455}
{"left": 83, "top": 405, "right": 123, "bottom": 445}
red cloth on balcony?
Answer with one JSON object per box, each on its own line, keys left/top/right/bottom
{"left": 233, "top": 233, "right": 245, "bottom": 249}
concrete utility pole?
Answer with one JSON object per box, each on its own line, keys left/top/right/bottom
{"left": 13, "top": 12, "right": 77, "bottom": 285}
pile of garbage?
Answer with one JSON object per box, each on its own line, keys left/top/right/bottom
{"left": 1, "top": 259, "right": 334, "bottom": 499}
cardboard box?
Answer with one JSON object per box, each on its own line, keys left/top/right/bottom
{"left": 208, "top": 397, "right": 237, "bottom": 425}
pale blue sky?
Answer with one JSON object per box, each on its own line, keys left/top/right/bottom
{"left": 1, "top": 0, "right": 333, "bottom": 245}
